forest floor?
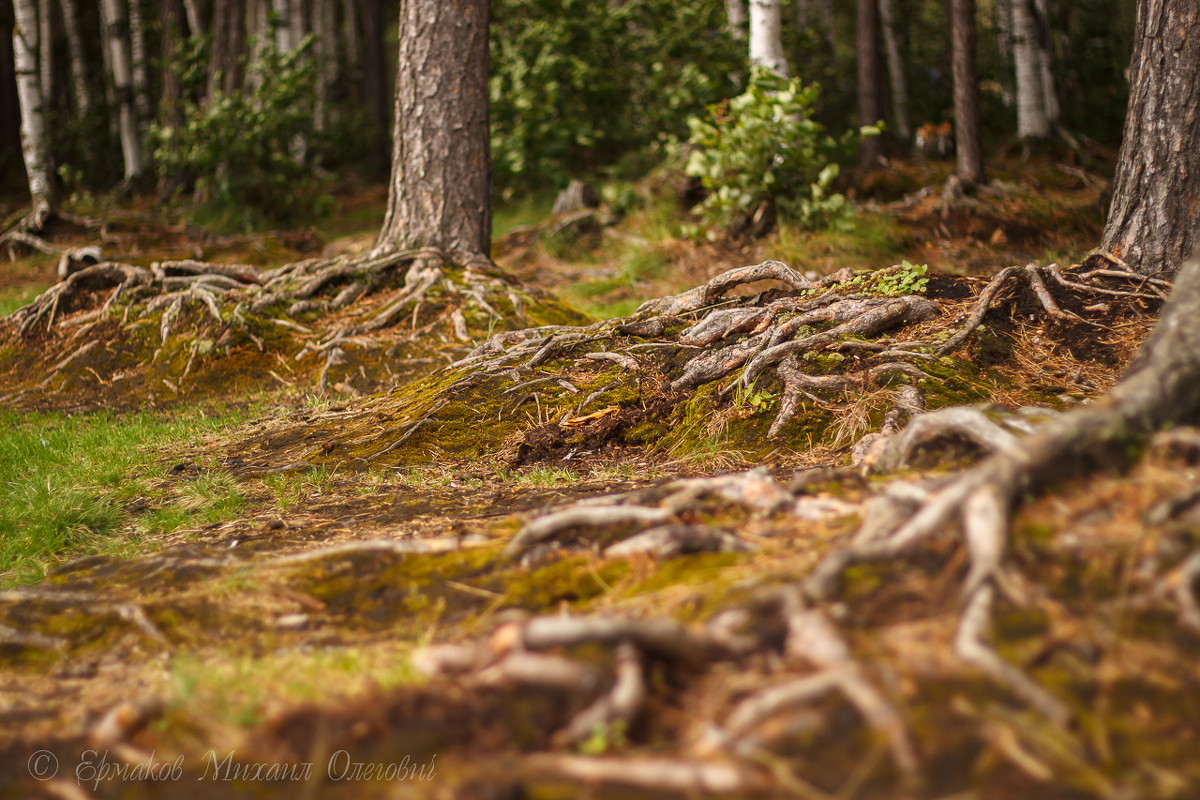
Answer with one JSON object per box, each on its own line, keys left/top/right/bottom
{"left": 5, "top": 154, "right": 1199, "bottom": 800}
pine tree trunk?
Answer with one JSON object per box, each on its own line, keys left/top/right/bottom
{"left": 59, "top": 0, "right": 91, "bottom": 116}
{"left": 100, "top": 0, "right": 144, "bottom": 181}
{"left": 208, "top": 0, "right": 246, "bottom": 98}
{"left": 878, "top": 0, "right": 910, "bottom": 141}
{"left": 726, "top": 0, "right": 746, "bottom": 37}
{"left": 159, "top": 0, "right": 185, "bottom": 196}
{"left": 1032, "top": 0, "right": 1058, "bottom": 125}
{"left": 314, "top": 0, "right": 336, "bottom": 133}
{"left": 951, "top": 0, "right": 983, "bottom": 185}
{"left": 749, "top": 0, "right": 788, "bottom": 77}
{"left": 1012, "top": 0, "right": 1048, "bottom": 139}
{"left": 182, "top": 0, "right": 202, "bottom": 36}
{"left": 12, "top": 0, "right": 55, "bottom": 227}
{"left": 356, "top": 0, "right": 388, "bottom": 170}
{"left": 0, "top": 1, "right": 21, "bottom": 164}
{"left": 795, "top": 0, "right": 809, "bottom": 29}
{"left": 38, "top": 0, "right": 52, "bottom": 109}
{"left": 1101, "top": 0, "right": 1200, "bottom": 276}
{"left": 128, "top": 0, "right": 150, "bottom": 133}
{"left": 376, "top": 0, "right": 491, "bottom": 257}
{"left": 817, "top": 0, "right": 835, "bottom": 48}
{"left": 857, "top": 0, "right": 883, "bottom": 166}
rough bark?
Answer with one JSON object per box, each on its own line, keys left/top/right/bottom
{"left": 748, "top": 0, "right": 788, "bottom": 77}
{"left": 1101, "top": 0, "right": 1200, "bottom": 276}
{"left": 878, "top": 0, "right": 909, "bottom": 141}
{"left": 951, "top": 0, "right": 984, "bottom": 185}
{"left": 12, "top": 0, "right": 55, "bottom": 228}
{"left": 857, "top": 0, "right": 883, "bottom": 166}
{"left": 726, "top": 0, "right": 746, "bottom": 37}
{"left": 59, "top": 0, "right": 91, "bottom": 117}
{"left": 1012, "top": 0, "right": 1049, "bottom": 139}
{"left": 270, "top": 0, "right": 292, "bottom": 52}
{"left": 376, "top": 0, "right": 492, "bottom": 257}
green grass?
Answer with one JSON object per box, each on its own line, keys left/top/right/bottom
{"left": 493, "top": 193, "right": 556, "bottom": 239}
{"left": 0, "top": 285, "right": 46, "bottom": 317}
{"left": 0, "top": 406, "right": 260, "bottom": 586}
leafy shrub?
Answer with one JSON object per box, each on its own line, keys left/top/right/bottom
{"left": 490, "top": 0, "right": 742, "bottom": 194}
{"left": 150, "top": 36, "right": 329, "bottom": 228}
{"left": 683, "top": 69, "right": 880, "bottom": 238}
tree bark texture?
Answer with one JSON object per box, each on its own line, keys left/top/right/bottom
{"left": 59, "top": 0, "right": 91, "bottom": 116}
{"left": 128, "top": 0, "right": 151, "bottom": 132}
{"left": 100, "top": 0, "right": 145, "bottom": 180}
{"left": 749, "top": 0, "right": 788, "bottom": 77}
{"left": 1032, "top": 0, "right": 1058, "bottom": 125}
{"left": 1012, "top": 0, "right": 1049, "bottom": 139}
{"left": 376, "top": 0, "right": 491, "bottom": 257}
{"left": 951, "top": 0, "right": 983, "bottom": 185}
{"left": 878, "top": 0, "right": 910, "bottom": 141}
{"left": 38, "top": 0, "right": 52, "bottom": 109}
{"left": 857, "top": 0, "right": 883, "bottom": 165}
{"left": 1102, "top": 0, "right": 1200, "bottom": 276}
{"left": 726, "top": 0, "right": 746, "bottom": 38}
{"left": 208, "top": 0, "right": 246, "bottom": 98}
{"left": 0, "top": 0, "right": 22, "bottom": 162}
{"left": 12, "top": 0, "right": 55, "bottom": 224}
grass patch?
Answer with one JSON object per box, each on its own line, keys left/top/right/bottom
{"left": 0, "top": 405, "right": 261, "bottom": 586}
{"left": 493, "top": 193, "right": 555, "bottom": 239}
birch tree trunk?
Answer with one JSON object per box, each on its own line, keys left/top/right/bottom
{"left": 726, "top": 0, "right": 746, "bottom": 37}
{"left": 100, "top": 0, "right": 144, "bottom": 181}
{"left": 12, "top": 0, "right": 55, "bottom": 228}
{"left": 1101, "top": 0, "right": 1200, "bottom": 276}
{"left": 59, "top": 0, "right": 90, "bottom": 116}
{"left": 951, "top": 0, "right": 983, "bottom": 185}
{"left": 878, "top": 0, "right": 910, "bottom": 141}
{"left": 128, "top": 0, "right": 151, "bottom": 133}
{"left": 1012, "top": 0, "right": 1049, "bottom": 139}
{"left": 749, "top": 0, "right": 788, "bottom": 76}
{"left": 376, "top": 0, "right": 491, "bottom": 257}
{"left": 271, "top": 0, "right": 292, "bottom": 53}
{"left": 857, "top": 0, "right": 883, "bottom": 166}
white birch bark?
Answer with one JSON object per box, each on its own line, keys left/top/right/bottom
{"left": 100, "top": 0, "right": 145, "bottom": 180}
{"left": 287, "top": 0, "right": 304, "bottom": 53}
{"left": 97, "top": 0, "right": 118, "bottom": 138}
{"left": 879, "top": 0, "right": 910, "bottom": 140}
{"left": 128, "top": 0, "right": 150, "bottom": 133}
{"left": 726, "top": 0, "right": 746, "bottom": 37}
{"left": 1012, "top": 0, "right": 1049, "bottom": 139}
{"left": 59, "top": 0, "right": 90, "bottom": 116}
{"left": 994, "top": 0, "right": 1011, "bottom": 60}
{"left": 748, "top": 0, "right": 788, "bottom": 77}
{"left": 245, "top": 0, "right": 269, "bottom": 92}
{"left": 12, "top": 0, "right": 55, "bottom": 226}
{"left": 38, "top": 0, "right": 52, "bottom": 108}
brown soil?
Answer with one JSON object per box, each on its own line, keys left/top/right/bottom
{"left": 8, "top": 160, "right": 1196, "bottom": 800}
